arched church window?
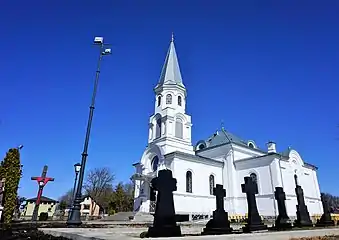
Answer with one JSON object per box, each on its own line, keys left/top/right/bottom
{"left": 155, "top": 118, "right": 161, "bottom": 139}
{"left": 209, "top": 175, "right": 215, "bottom": 195}
{"left": 294, "top": 174, "right": 299, "bottom": 186}
{"left": 186, "top": 171, "right": 192, "bottom": 193}
{"left": 178, "top": 96, "right": 182, "bottom": 106}
{"left": 175, "top": 118, "right": 183, "bottom": 139}
{"left": 151, "top": 156, "right": 159, "bottom": 172}
{"left": 166, "top": 94, "right": 172, "bottom": 104}
{"left": 250, "top": 173, "right": 258, "bottom": 189}
{"left": 157, "top": 96, "right": 161, "bottom": 107}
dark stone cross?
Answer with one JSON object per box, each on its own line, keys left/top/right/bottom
{"left": 146, "top": 169, "right": 181, "bottom": 238}
{"left": 274, "top": 187, "right": 292, "bottom": 229}
{"left": 31, "top": 165, "right": 54, "bottom": 222}
{"left": 294, "top": 185, "right": 313, "bottom": 227}
{"left": 202, "top": 184, "right": 232, "bottom": 235}
{"left": 241, "top": 176, "right": 267, "bottom": 232}
{"left": 316, "top": 194, "right": 335, "bottom": 227}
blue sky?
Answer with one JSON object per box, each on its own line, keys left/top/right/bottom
{"left": 1, "top": 1, "right": 338, "bottom": 200}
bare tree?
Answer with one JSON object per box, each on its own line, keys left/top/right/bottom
{"left": 83, "top": 167, "right": 115, "bottom": 215}
{"left": 59, "top": 189, "right": 74, "bottom": 207}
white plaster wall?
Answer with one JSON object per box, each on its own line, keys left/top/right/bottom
{"left": 233, "top": 151, "right": 253, "bottom": 160}
{"left": 173, "top": 193, "right": 215, "bottom": 215}
{"left": 280, "top": 159, "right": 323, "bottom": 216}
{"left": 172, "top": 157, "right": 223, "bottom": 214}
{"left": 236, "top": 164, "right": 277, "bottom": 216}
{"left": 236, "top": 165, "right": 273, "bottom": 196}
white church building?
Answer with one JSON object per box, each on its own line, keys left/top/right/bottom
{"left": 132, "top": 36, "right": 323, "bottom": 220}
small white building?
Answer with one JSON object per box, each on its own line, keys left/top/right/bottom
{"left": 132, "top": 36, "right": 323, "bottom": 220}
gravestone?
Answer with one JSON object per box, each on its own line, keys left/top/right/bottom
{"left": 274, "top": 187, "right": 292, "bottom": 229}
{"left": 241, "top": 176, "right": 267, "bottom": 232}
{"left": 202, "top": 184, "right": 232, "bottom": 235}
{"left": 316, "top": 194, "right": 334, "bottom": 227}
{"left": 294, "top": 185, "right": 313, "bottom": 227}
{"left": 147, "top": 169, "right": 181, "bottom": 238}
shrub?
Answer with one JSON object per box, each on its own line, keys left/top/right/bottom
{"left": 1, "top": 148, "right": 21, "bottom": 228}
{"left": 39, "top": 212, "right": 49, "bottom": 221}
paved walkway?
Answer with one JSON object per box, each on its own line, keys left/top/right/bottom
{"left": 41, "top": 226, "right": 339, "bottom": 240}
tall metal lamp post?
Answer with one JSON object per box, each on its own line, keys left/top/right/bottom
{"left": 67, "top": 37, "right": 111, "bottom": 226}
{"left": 68, "top": 163, "right": 81, "bottom": 219}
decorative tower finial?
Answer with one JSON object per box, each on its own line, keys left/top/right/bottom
{"left": 171, "top": 32, "right": 174, "bottom": 42}
{"left": 221, "top": 119, "right": 225, "bottom": 131}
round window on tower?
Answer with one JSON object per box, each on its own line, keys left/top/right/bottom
{"left": 151, "top": 156, "right": 159, "bottom": 172}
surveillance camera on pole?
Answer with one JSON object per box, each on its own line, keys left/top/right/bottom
{"left": 18, "top": 145, "right": 24, "bottom": 150}
{"left": 94, "top": 37, "right": 104, "bottom": 45}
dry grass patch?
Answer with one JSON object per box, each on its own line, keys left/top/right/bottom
{"left": 290, "top": 236, "right": 339, "bottom": 240}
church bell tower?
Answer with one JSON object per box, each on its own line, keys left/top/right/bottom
{"left": 147, "top": 34, "right": 193, "bottom": 155}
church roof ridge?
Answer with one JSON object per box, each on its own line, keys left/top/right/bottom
{"left": 156, "top": 34, "right": 184, "bottom": 88}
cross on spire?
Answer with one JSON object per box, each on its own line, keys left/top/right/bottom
{"left": 221, "top": 120, "right": 225, "bottom": 130}
{"left": 171, "top": 32, "right": 174, "bottom": 42}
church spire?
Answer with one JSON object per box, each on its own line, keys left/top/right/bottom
{"left": 156, "top": 33, "right": 184, "bottom": 88}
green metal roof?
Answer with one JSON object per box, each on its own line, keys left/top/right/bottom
{"left": 195, "top": 128, "right": 250, "bottom": 151}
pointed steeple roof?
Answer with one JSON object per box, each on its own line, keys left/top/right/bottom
{"left": 156, "top": 34, "right": 184, "bottom": 88}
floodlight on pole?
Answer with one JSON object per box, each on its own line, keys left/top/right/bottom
{"left": 67, "top": 37, "right": 111, "bottom": 227}
{"left": 94, "top": 37, "right": 104, "bottom": 45}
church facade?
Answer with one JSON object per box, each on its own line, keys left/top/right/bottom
{"left": 132, "top": 37, "right": 323, "bottom": 219}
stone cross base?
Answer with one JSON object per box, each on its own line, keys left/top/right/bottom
{"left": 275, "top": 216, "right": 292, "bottom": 230}
{"left": 316, "top": 218, "right": 335, "bottom": 227}
{"left": 147, "top": 225, "right": 181, "bottom": 238}
{"left": 242, "top": 222, "right": 268, "bottom": 233}
{"left": 315, "top": 211, "right": 335, "bottom": 227}
{"left": 316, "top": 220, "right": 335, "bottom": 227}
{"left": 202, "top": 210, "right": 232, "bottom": 235}
{"left": 294, "top": 206, "right": 313, "bottom": 227}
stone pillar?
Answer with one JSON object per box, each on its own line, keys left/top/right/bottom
{"left": 224, "top": 149, "right": 237, "bottom": 215}
{"left": 270, "top": 158, "right": 283, "bottom": 188}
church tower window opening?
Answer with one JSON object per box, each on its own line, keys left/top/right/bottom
{"left": 178, "top": 96, "right": 182, "bottom": 106}
{"left": 175, "top": 118, "right": 183, "bottom": 139}
{"left": 250, "top": 173, "right": 258, "bottom": 189}
{"left": 155, "top": 118, "right": 161, "bottom": 139}
{"left": 166, "top": 94, "right": 172, "bottom": 104}
{"left": 186, "top": 171, "right": 192, "bottom": 193}
{"left": 157, "top": 96, "right": 161, "bottom": 107}
{"left": 209, "top": 175, "right": 215, "bottom": 195}
{"left": 151, "top": 156, "right": 159, "bottom": 172}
